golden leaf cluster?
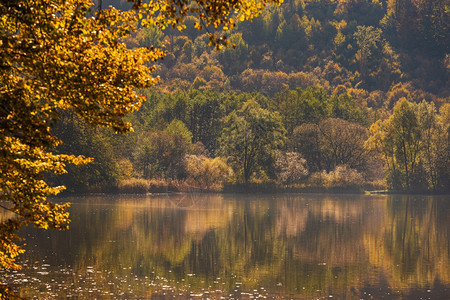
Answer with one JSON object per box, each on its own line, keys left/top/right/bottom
{"left": 137, "top": 0, "right": 283, "bottom": 49}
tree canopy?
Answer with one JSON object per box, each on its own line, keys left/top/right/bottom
{"left": 219, "top": 99, "right": 285, "bottom": 182}
{"left": 366, "top": 100, "right": 449, "bottom": 191}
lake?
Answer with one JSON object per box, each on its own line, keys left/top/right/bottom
{"left": 1, "top": 193, "right": 449, "bottom": 299}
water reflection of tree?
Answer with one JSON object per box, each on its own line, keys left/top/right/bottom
{"left": 14, "top": 194, "right": 450, "bottom": 298}
{"left": 366, "top": 196, "right": 450, "bottom": 289}
{"left": 275, "top": 195, "right": 375, "bottom": 296}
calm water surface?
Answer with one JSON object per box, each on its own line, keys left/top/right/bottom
{"left": 1, "top": 193, "right": 449, "bottom": 299}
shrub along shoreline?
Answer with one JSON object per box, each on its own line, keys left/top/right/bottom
{"left": 62, "top": 177, "right": 389, "bottom": 195}
{"left": 59, "top": 175, "right": 450, "bottom": 195}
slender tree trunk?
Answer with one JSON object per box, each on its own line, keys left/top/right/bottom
{"left": 401, "top": 139, "right": 410, "bottom": 190}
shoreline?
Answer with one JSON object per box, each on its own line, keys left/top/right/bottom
{"left": 58, "top": 182, "right": 450, "bottom": 197}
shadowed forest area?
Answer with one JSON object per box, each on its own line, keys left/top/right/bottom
{"left": 55, "top": 0, "right": 449, "bottom": 194}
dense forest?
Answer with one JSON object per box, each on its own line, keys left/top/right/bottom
{"left": 56, "top": 0, "right": 449, "bottom": 193}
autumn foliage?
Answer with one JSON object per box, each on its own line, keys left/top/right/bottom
{"left": 1, "top": 0, "right": 448, "bottom": 290}
{"left": 0, "top": 0, "right": 282, "bottom": 279}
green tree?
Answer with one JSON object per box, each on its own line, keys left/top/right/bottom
{"left": 435, "top": 104, "right": 450, "bottom": 191}
{"left": 274, "top": 87, "right": 328, "bottom": 134}
{"left": 327, "top": 93, "right": 367, "bottom": 125}
{"left": 414, "top": 101, "right": 449, "bottom": 191}
{"left": 219, "top": 99, "right": 285, "bottom": 183}
{"left": 52, "top": 114, "right": 120, "bottom": 193}
{"left": 135, "top": 120, "right": 192, "bottom": 179}
{"left": 217, "top": 33, "right": 250, "bottom": 74}
{"left": 353, "top": 25, "right": 382, "bottom": 82}
{"left": 186, "top": 91, "right": 223, "bottom": 155}
{"left": 384, "top": 99, "right": 421, "bottom": 190}
{"left": 136, "top": 27, "right": 165, "bottom": 48}
{"left": 366, "top": 99, "right": 448, "bottom": 191}
{"left": 275, "top": 87, "right": 367, "bottom": 135}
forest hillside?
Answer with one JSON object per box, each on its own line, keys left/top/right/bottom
{"left": 56, "top": 0, "right": 449, "bottom": 193}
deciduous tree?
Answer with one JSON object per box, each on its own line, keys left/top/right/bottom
{"left": 186, "top": 155, "right": 231, "bottom": 189}
{"left": 135, "top": 120, "right": 192, "bottom": 179}
{"left": 292, "top": 118, "right": 369, "bottom": 174}
{"left": 366, "top": 99, "right": 448, "bottom": 191}
{"left": 354, "top": 25, "right": 382, "bottom": 82}
{"left": 275, "top": 151, "right": 308, "bottom": 185}
{"left": 219, "top": 99, "right": 285, "bottom": 183}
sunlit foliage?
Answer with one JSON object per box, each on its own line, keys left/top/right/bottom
{"left": 137, "top": 0, "right": 284, "bottom": 49}
{"left": 186, "top": 155, "right": 232, "bottom": 189}
{"left": 366, "top": 99, "right": 449, "bottom": 192}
